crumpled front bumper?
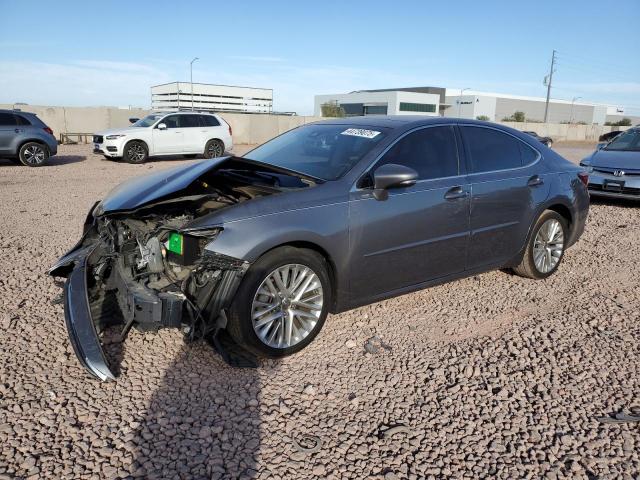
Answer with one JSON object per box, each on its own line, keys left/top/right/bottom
{"left": 54, "top": 246, "right": 116, "bottom": 381}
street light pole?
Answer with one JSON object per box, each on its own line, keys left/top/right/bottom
{"left": 190, "top": 57, "right": 199, "bottom": 111}
{"left": 458, "top": 88, "right": 470, "bottom": 117}
{"left": 570, "top": 96, "right": 582, "bottom": 124}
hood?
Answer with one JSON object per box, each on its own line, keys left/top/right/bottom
{"left": 589, "top": 149, "right": 640, "bottom": 171}
{"left": 95, "top": 127, "right": 138, "bottom": 136}
{"left": 97, "top": 157, "right": 229, "bottom": 214}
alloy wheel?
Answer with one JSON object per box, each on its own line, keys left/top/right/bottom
{"left": 127, "top": 144, "right": 145, "bottom": 161}
{"left": 23, "top": 145, "right": 46, "bottom": 165}
{"left": 533, "top": 218, "right": 564, "bottom": 273}
{"left": 251, "top": 264, "right": 324, "bottom": 349}
{"left": 207, "top": 142, "right": 223, "bottom": 158}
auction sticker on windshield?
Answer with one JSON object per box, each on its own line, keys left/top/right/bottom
{"left": 340, "top": 128, "right": 381, "bottom": 139}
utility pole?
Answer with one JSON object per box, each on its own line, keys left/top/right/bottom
{"left": 570, "top": 96, "right": 581, "bottom": 124}
{"left": 190, "top": 57, "right": 199, "bottom": 111}
{"left": 543, "top": 50, "right": 556, "bottom": 123}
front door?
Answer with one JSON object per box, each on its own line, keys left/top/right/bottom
{"left": 0, "top": 112, "right": 17, "bottom": 155}
{"left": 152, "top": 115, "right": 184, "bottom": 154}
{"left": 349, "top": 125, "right": 470, "bottom": 304}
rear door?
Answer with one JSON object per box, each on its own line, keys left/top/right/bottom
{"left": 460, "top": 125, "right": 550, "bottom": 270}
{"left": 152, "top": 115, "right": 184, "bottom": 154}
{"left": 349, "top": 125, "right": 470, "bottom": 302}
{"left": 0, "top": 112, "right": 17, "bottom": 155}
{"left": 180, "top": 114, "right": 202, "bottom": 153}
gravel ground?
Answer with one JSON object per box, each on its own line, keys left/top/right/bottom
{"left": 0, "top": 142, "right": 638, "bottom": 480}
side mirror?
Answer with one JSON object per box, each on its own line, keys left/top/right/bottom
{"left": 128, "top": 117, "right": 139, "bottom": 124}
{"left": 596, "top": 142, "right": 606, "bottom": 150}
{"left": 157, "top": 123, "right": 167, "bottom": 130}
{"left": 372, "top": 163, "right": 418, "bottom": 200}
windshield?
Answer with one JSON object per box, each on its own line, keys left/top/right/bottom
{"left": 244, "top": 124, "right": 387, "bottom": 180}
{"left": 605, "top": 129, "right": 640, "bottom": 151}
{"left": 132, "top": 114, "right": 164, "bottom": 128}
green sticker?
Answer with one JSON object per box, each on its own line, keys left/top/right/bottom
{"left": 168, "top": 232, "right": 183, "bottom": 255}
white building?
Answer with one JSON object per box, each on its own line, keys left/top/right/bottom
{"left": 314, "top": 89, "right": 442, "bottom": 117}
{"left": 151, "top": 82, "right": 273, "bottom": 114}
{"left": 443, "top": 89, "right": 616, "bottom": 125}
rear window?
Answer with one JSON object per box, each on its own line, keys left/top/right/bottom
{"left": 461, "top": 126, "right": 537, "bottom": 173}
{"left": 15, "top": 115, "right": 31, "bottom": 126}
{"left": 200, "top": 115, "right": 220, "bottom": 127}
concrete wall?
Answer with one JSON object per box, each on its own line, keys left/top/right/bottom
{"left": 2, "top": 104, "right": 630, "bottom": 143}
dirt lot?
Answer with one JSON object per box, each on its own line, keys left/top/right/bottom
{"left": 0, "top": 142, "right": 638, "bottom": 479}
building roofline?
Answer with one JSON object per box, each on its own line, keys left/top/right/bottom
{"left": 151, "top": 81, "right": 273, "bottom": 92}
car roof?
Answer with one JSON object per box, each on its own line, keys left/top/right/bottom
{"left": 312, "top": 115, "right": 507, "bottom": 130}
{"left": 153, "top": 111, "right": 218, "bottom": 116}
{"left": 0, "top": 109, "right": 37, "bottom": 116}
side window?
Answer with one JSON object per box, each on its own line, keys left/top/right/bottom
{"left": 161, "top": 115, "right": 180, "bottom": 129}
{"left": 14, "top": 115, "right": 31, "bottom": 126}
{"left": 0, "top": 113, "right": 17, "bottom": 126}
{"left": 461, "top": 126, "right": 528, "bottom": 172}
{"left": 519, "top": 141, "right": 539, "bottom": 166}
{"left": 376, "top": 126, "right": 459, "bottom": 180}
{"left": 180, "top": 115, "right": 200, "bottom": 128}
{"left": 200, "top": 115, "right": 220, "bottom": 127}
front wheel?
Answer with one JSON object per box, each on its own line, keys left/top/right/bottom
{"left": 513, "top": 210, "right": 568, "bottom": 279}
{"left": 19, "top": 142, "right": 49, "bottom": 166}
{"left": 226, "top": 246, "right": 331, "bottom": 358}
{"left": 204, "top": 139, "right": 224, "bottom": 159}
{"left": 123, "top": 140, "right": 148, "bottom": 164}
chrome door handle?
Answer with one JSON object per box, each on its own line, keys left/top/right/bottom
{"left": 444, "top": 186, "right": 469, "bottom": 200}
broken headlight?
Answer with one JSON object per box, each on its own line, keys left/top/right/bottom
{"left": 165, "top": 228, "right": 222, "bottom": 265}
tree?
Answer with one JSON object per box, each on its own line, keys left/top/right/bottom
{"left": 320, "top": 101, "right": 345, "bottom": 118}
{"left": 605, "top": 118, "right": 632, "bottom": 127}
{"left": 476, "top": 115, "right": 490, "bottom": 121}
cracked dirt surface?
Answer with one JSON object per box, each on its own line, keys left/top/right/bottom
{"left": 0, "top": 143, "right": 638, "bottom": 479}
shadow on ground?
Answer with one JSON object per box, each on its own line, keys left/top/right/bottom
{"left": 129, "top": 342, "right": 262, "bottom": 479}
{"left": 0, "top": 155, "right": 86, "bottom": 166}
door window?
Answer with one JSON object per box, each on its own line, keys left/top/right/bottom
{"left": 461, "top": 126, "right": 536, "bottom": 173}
{"left": 14, "top": 115, "right": 31, "bottom": 126}
{"left": 161, "top": 115, "right": 181, "bottom": 129}
{"left": 0, "top": 113, "right": 17, "bottom": 126}
{"left": 376, "top": 126, "right": 459, "bottom": 180}
{"left": 180, "top": 115, "right": 200, "bottom": 128}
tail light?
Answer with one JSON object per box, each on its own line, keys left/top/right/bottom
{"left": 577, "top": 172, "right": 589, "bottom": 187}
{"left": 228, "top": 123, "right": 233, "bottom": 137}
{"left": 43, "top": 126, "right": 53, "bottom": 135}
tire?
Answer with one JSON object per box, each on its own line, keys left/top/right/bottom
{"left": 204, "top": 139, "right": 224, "bottom": 159}
{"left": 19, "top": 142, "right": 49, "bottom": 166}
{"left": 513, "top": 210, "right": 568, "bottom": 279}
{"left": 123, "top": 140, "right": 148, "bottom": 164}
{"left": 227, "top": 246, "right": 332, "bottom": 358}
{"left": 183, "top": 154, "right": 198, "bottom": 159}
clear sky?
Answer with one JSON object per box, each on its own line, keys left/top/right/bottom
{"left": 1, "top": 0, "right": 639, "bottom": 115}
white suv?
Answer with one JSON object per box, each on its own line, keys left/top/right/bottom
{"left": 93, "top": 112, "right": 233, "bottom": 164}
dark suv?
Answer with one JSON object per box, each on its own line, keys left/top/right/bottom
{"left": 0, "top": 109, "right": 58, "bottom": 166}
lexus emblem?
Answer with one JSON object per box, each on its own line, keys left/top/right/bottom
{"left": 613, "top": 170, "right": 625, "bottom": 177}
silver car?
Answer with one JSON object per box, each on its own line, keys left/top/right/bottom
{"left": 0, "top": 109, "right": 58, "bottom": 166}
{"left": 581, "top": 127, "right": 640, "bottom": 199}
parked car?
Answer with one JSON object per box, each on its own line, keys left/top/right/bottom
{"left": 598, "top": 130, "right": 624, "bottom": 143}
{"left": 50, "top": 117, "right": 589, "bottom": 380}
{"left": 580, "top": 127, "right": 640, "bottom": 199}
{"left": 93, "top": 111, "right": 233, "bottom": 164}
{"left": 0, "top": 109, "right": 57, "bottom": 166}
{"left": 523, "top": 131, "right": 553, "bottom": 147}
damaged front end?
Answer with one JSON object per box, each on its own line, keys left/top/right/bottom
{"left": 48, "top": 158, "right": 298, "bottom": 380}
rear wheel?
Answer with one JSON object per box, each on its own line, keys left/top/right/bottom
{"left": 227, "top": 246, "right": 331, "bottom": 358}
{"left": 204, "top": 139, "right": 224, "bottom": 159}
{"left": 19, "top": 142, "right": 49, "bottom": 166}
{"left": 123, "top": 141, "right": 148, "bottom": 164}
{"left": 513, "top": 210, "right": 568, "bottom": 279}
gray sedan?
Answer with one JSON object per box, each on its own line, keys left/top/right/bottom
{"left": 49, "top": 116, "right": 589, "bottom": 380}
{"left": 581, "top": 127, "right": 640, "bottom": 200}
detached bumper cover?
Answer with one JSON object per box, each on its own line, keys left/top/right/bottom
{"left": 60, "top": 246, "right": 115, "bottom": 381}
